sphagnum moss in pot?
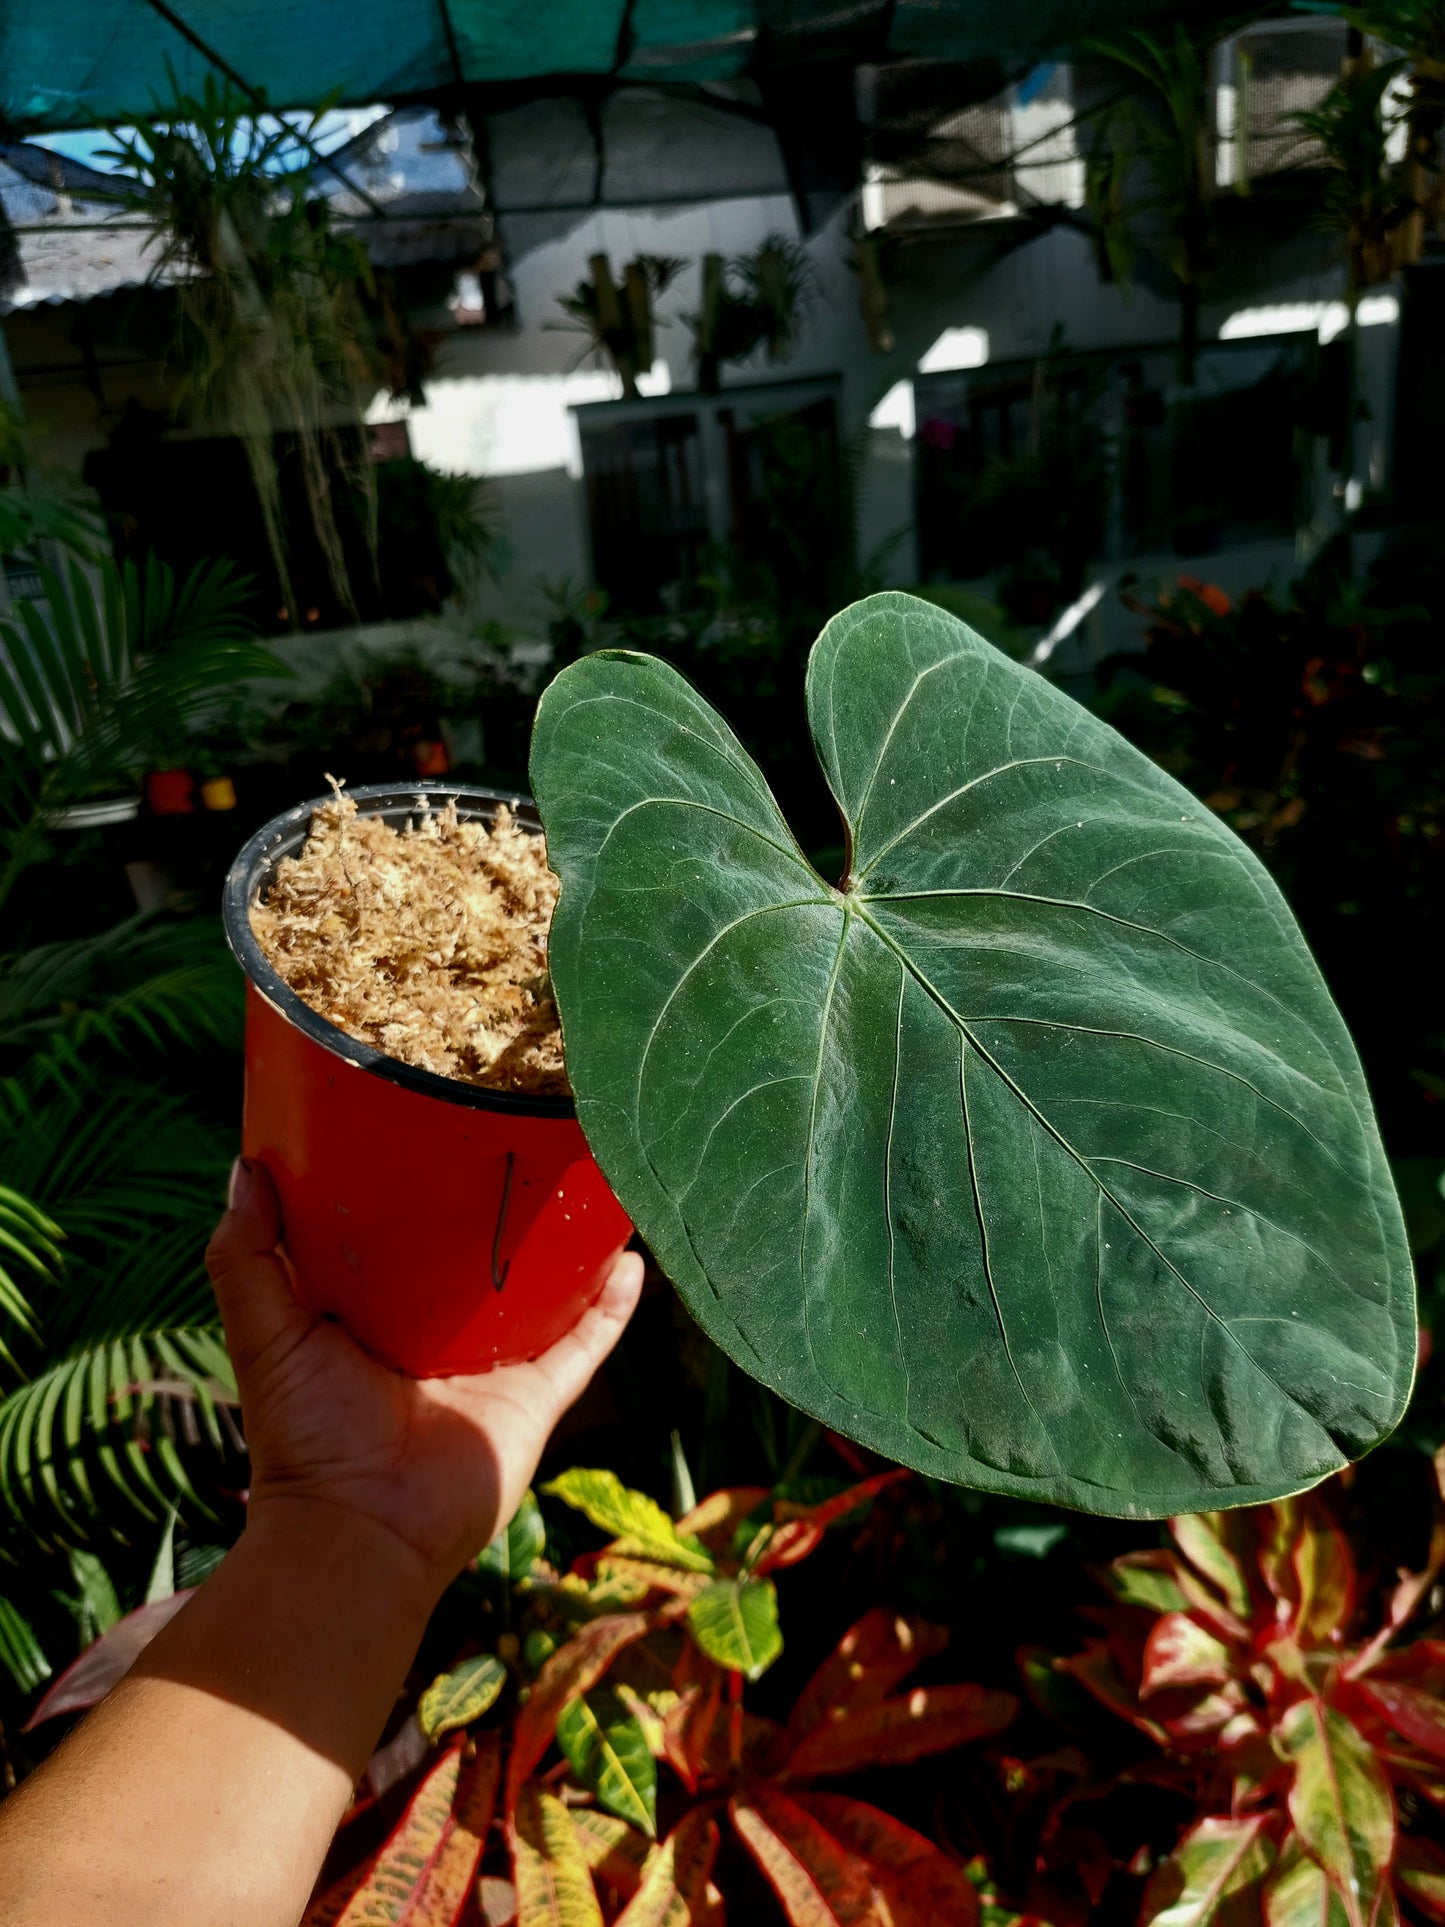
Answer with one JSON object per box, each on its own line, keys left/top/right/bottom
{"left": 227, "top": 593, "right": 1414, "bottom": 1522}
{"left": 222, "top": 782, "right": 631, "bottom": 1376}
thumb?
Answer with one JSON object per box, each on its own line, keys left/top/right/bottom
{"left": 527, "top": 1247, "right": 645, "bottom": 1422}
{"left": 205, "top": 1158, "right": 314, "bottom": 1376}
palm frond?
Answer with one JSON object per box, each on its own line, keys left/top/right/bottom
{"left": 0, "top": 1077, "right": 238, "bottom": 1545}
{"left": 0, "top": 1186, "right": 57, "bottom": 1366}
{"left": 0, "top": 913, "right": 243, "bottom": 1079}
{"left": 0, "top": 551, "right": 281, "bottom": 808}
{"left": 0, "top": 1589, "right": 50, "bottom": 1694}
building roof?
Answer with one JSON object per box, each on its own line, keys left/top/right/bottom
{"left": 0, "top": 108, "right": 488, "bottom": 314}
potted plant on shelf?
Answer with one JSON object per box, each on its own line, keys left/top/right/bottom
{"left": 0, "top": 546, "right": 281, "bottom": 908}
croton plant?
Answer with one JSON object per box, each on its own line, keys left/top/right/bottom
{"left": 530, "top": 592, "right": 1415, "bottom": 1517}
{"left": 295, "top": 1467, "right": 1015, "bottom": 1925}
{"left": 1020, "top": 1454, "right": 1445, "bottom": 1927}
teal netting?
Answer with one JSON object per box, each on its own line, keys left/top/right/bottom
{"left": 1, "top": 0, "right": 1239, "bottom": 133}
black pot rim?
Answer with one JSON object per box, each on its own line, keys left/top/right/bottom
{"left": 222, "top": 782, "right": 575, "bottom": 1120}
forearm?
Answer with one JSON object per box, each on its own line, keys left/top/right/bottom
{"left": 0, "top": 1498, "right": 439, "bottom": 1927}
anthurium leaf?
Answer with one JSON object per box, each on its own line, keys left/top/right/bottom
{"left": 687, "top": 1576, "right": 782, "bottom": 1680}
{"left": 1142, "top": 1814, "right": 1274, "bottom": 1927}
{"left": 512, "top": 1781, "right": 605, "bottom": 1927}
{"left": 557, "top": 1687, "right": 658, "bottom": 1837}
{"left": 532, "top": 594, "right": 1413, "bottom": 1517}
{"left": 1278, "top": 1697, "right": 1396, "bottom": 1927}
{"left": 544, "top": 1470, "right": 714, "bottom": 1573}
{"left": 418, "top": 1652, "right": 508, "bottom": 1742}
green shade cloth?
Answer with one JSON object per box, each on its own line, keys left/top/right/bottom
{"left": 1, "top": 0, "right": 1230, "bottom": 134}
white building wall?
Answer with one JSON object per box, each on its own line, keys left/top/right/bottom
{"left": 371, "top": 186, "right": 1398, "bottom": 652}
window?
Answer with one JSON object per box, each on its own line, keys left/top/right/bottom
{"left": 578, "top": 412, "right": 709, "bottom": 615}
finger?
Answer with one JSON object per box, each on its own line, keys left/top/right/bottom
{"left": 205, "top": 1158, "right": 314, "bottom": 1375}
{"left": 528, "top": 1247, "right": 644, "bottom": 1420}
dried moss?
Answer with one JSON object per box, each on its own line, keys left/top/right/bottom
{"left": 250, "top": 787, "right": 567, "bottom": 1096}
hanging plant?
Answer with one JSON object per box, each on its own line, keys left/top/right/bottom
{"left": 97, "top": 76, "right": 385, "bottom": 623}
{"left": 554, "top": 252, "right": 684, "bottom": 398}
{"left": 692, "top": 233, "right": 816, "bottom": 392}
{"left": 530, "top": 591, "right": 1414, "bottom": 1519}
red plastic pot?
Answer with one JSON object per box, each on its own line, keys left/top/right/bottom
{"left": 222, "top": 785, "right": 631, "bottom": 1377}
{"left": 146, "top": 768, "right": 195, "bottom": 815}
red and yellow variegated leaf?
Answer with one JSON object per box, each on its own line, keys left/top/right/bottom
{"left": 1262, "top": 1503, "right": 1304, "bottom": 1615}
{"left": 1105, "top": 1551, "right": 1190, "bottom": 1616}
{"left": 1154, "top": 1681, "right": 1252, "bottom": 1751}
{"left": 1054, "top": 1641, "right": 1169, "bottom": 1744}
{"left": 795, "top": 1791, "right": 979, "bottom": 1926}
{"left": 1396, "top": 1837, "right": 1445, "bottom": 1925}
{"left": 572, "top": 1808, "right": 653, "bottom": 1902}
{"left": 1140, "top": 1615, "right": 1236, "bottom": 1699}
{"left": 479, "top": 1874, "right": 518, "bottom": 1923}
{"left": 615, "top": 1810, "right": 724, "bottom": 1926}
{"left": 675, "top": 1487, "right": 771, "bottom": 1557}
{"left": 1277, "top": 1698, "right": 1396, "bottom": 1927}
{"left": 786, "top": 1610, "right": 949, "bottom": 1744}
{"left": 303, "top": 1857, "right": 378, "bottom": 1926}
{"left": 334, "top": 1737, "right": 498, "bottom": 1927}
{"left": 402, "top": 1735, "right": 502, "bottom": 1926}
{"left": 1352, "top": 1677, "right": 1445, "bottom": 1763}
{"left": 663, "top": 1676, "right": 784, "bottom": 1788}
{"left": 511, "top": 1782, "right": 604, "bottom": 1927}
{"left": 1140, "top": 1814, "right": 1274, "bottom": 1927}
{"left": 782, "top": 1681, "right": 1017, "bottom": 1782}
{"left": 598, "top": 1558, "right": 711, "bottom": 1601}
{"left": 733, "top": 1790, "right": 874, "bottom": 1926}
{"left": 615, "top": 1681, "right": 677, "bottom": 1757}
{"left": 751, "top": 1473, "right": 910, "bottom": 1576}
{"left": 665, "top": 1674, "right": 724, "bottom": 1792}
{"left": 732, "top": 1786, "right": 976, "bottom": 1927}
{"left": 1171, "top": 1515, "right": 1252, "bottom": 1622}
{"left": 1293, "top": 1509, "right": 1356, "bottom": 1647}
{"left": 507, "top": 1614, "right": 654, "bottom": 1817}
{"left": 1264, "top": 1834, "right": 1351, "bottom": 1927}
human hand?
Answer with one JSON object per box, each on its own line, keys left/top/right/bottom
{"left": 206, "top": 1158, "right": 643, "bottom": 1606}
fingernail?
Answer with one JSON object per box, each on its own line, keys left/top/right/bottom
{"left": 228, "top": 1157, "right": 254, "bottom": 1211}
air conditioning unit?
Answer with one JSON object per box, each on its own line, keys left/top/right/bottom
{"left": 1215, "top": 16, "right": 1349, "bottom": 188}
{"left": 860, "top": 64, "right": 1084, "bottom": 232}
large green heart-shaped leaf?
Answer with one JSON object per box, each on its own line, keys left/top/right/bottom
{"left": 531, "top": 592, "right": 1413, "bottom": 1517}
